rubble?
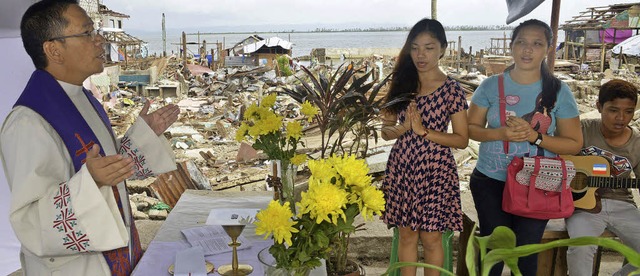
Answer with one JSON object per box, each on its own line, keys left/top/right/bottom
{"left": 115, "top": 54, "right": 639, "bottom": 223}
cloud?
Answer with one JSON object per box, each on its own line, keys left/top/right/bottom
{"left": 102, "top": 0, "right": 624, "bottom": 33}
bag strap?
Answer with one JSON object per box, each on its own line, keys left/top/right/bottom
{"left": 527, "top": 156, "right": 541, "bottom": 208}
{"left": 498, "top": 74, "right": 509, "bottom": 155}
{"left": 558, "top": 158, "right": 568, "bottom": 209}
{"left": 560, "top": 158, "right": 568, "bottom": 190}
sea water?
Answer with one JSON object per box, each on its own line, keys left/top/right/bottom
{"left": 137, "top": 30, "right": 524, "bottom": 58}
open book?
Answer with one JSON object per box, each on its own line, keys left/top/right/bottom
{"left": 181, "top": 225, "right": 252, "bottom": 256}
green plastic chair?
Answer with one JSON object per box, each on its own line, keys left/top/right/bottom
{"left": 388, "top": 228, "right": 454, "bottom": 276}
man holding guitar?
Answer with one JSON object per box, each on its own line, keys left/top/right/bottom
{"left": 565, "top": 79, "right": 640, "bottom": 276}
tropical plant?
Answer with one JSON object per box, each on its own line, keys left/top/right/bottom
{"left": 282, "top": 63, "right": 390, "bottom": 158}
{"left": 277, "top": 55, "right": 294, "bottom": 77}
{"left": 330, "top": 71, "right": 391, "bottom": 158}
{"left": 383, "top": 225, "right": 640, "bottom": 276}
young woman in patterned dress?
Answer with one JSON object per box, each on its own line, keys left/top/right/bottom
{"left": 381, "top": 18, "right": 469, "bottom": 276}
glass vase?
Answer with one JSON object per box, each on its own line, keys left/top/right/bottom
{"left": 257, "top": 247, "right": 311, "bottom": 276}
{"left": 277, "top": 159, "right": 297, "bottom": 215}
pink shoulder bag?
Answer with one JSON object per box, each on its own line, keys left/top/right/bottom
{"left": 497, "top": 74, "right": 576, "bottom": 220}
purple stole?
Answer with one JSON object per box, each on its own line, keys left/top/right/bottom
{"left": 14, "top": 70, "right": 142, "bottom": 275}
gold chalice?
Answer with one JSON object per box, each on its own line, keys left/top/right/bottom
{"left": 217, "top": 224, "right": 253, "bottom": 276}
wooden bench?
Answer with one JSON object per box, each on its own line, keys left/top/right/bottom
{"left": 457, "top": 212, "right": 619, "bottom": 276}
{"left": 536, "top": 218, "right": 617, "bottom": 276}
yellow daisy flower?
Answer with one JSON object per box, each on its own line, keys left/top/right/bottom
{"left": 255, "top": 200, "right": 299, "bottom": 246}
{"left": 299, "top": 179, "right": 349, "bottom": 224}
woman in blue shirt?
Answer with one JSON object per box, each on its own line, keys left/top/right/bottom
{"left": 467, "top": 19, "right": 583, "bottom": 276}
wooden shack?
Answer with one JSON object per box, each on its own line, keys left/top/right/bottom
{"left": 560, "top": 3, "right": 640, "bottom": 72}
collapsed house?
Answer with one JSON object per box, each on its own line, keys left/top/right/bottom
{"left": 79, "top": 0, "right": 148, "bottom": 67}
{"left": 560, "top": 2, "right": 640, "bottom": 72}
{"left": 224, "top": 35, "right": 292, "bottom": 68}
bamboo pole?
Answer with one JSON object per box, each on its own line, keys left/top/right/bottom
{"left": 182, "top": 31, "right": 187, "bottom": 72}
{"left": 600, "top": 30, "right": 606, "bottom": 72}
{"left": 456, "top": 36, "right": 461, "bottom": 72}
{"left": 503, "top": 32, "right": 508, "bottom": 56}
{"left": 431, "top": 0, "right": 437, "bottom": 20}
{"left": 162, "top": 13, "right": 166, "bottom": 57}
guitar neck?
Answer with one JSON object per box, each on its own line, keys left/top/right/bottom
{"left": 588, "top": 176, "right": 640, "bottom": 189}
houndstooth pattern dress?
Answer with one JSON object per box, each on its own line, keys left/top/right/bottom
{"left": 382, "top": 77, "right": 468, "bottom": 232}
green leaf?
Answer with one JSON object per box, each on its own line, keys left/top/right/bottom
{"left": 298, "top": 250, "right": 310, "bottom": 262}
{"left": 486, "top": 226, "right": 517, "bottom": 250}
{"left": 465, "top": 224, "right": 479, "bottom": 276}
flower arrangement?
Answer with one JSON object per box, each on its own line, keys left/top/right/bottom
{"left": 306, "top": 154, "right": 386, "bottom": 274}
{"left": 235, "top": 93, "right": 316, "bottom": 164}
{"left": 235, "top": 93, "right": 318, "bottom": 210}
{"left": 253, "top": 154, "right": 386, "bottom": 275}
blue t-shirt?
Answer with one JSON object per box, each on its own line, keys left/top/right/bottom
{"left": 471, "top": 71, "right": 579, "bottom": 181}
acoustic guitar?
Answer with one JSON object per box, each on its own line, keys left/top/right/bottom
{"left": 561, "top": 155, "right": 640, "bottom": 213}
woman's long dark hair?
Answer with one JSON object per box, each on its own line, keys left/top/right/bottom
{"left": 383, "top": 18, "right": 448, "bottom": 114}
{"left": 505, "top": 19, "right": 561, "bottom": 111}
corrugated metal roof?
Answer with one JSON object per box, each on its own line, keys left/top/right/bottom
{"left": 243, "top": 37, "right": 292, "bottom": 54}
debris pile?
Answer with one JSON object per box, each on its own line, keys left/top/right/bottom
{"left": 113, "top": 55, "right": 639, "bottom": 220}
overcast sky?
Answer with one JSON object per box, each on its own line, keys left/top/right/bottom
{"left": 104, "top": 0, "right": 629, "bottom": 33}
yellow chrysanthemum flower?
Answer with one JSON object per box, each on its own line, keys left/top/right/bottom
{"left": 334, "top": 155, "right": 371, "bottom": 189}
{"left": 255, "top": 200, "right": 299, "bottom": 246}
{"left": 299, "top": 179, "right": 348, "bottom": 224}
{"left": 286, "top": 121, "right": 303, "bottom": 140}
{"left": 290, "top": 153, "right": 307, "bottom": 166}
{"left": 260, "top": 93, "right": 277, "bottom": 108}
{"left": 256, "top": 106, "right": 273, "bottom": 120}
{"left": 358, "top": 186, "right": 386, "bottom": 221}
{"left": 259, "top": 114, "right": 283, "bottom": 135}
{"left": 307, "top": 159, "right": 338, "bottom": 183}
{"left": 247, "top": 122, "right": 262, "bottom": 137}
{"left": 235, "top": 122, "right": 249, "bottom": 142}
{"left": 244, "top": 103, "right": 260, "bottom": 120}
{"left": 300, "top": 101, "right": 319, "bottom": 122}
